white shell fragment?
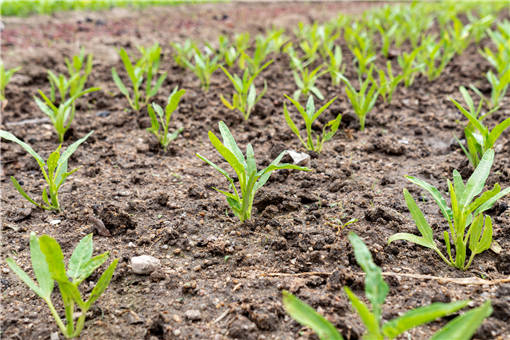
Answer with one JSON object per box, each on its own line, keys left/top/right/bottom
{"left": 287, "top": 150, "right": 310, "bottom": 166}
{"left": 131, "top": 255, "right": 161, "bottom": 275}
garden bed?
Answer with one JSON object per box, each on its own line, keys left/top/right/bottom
{"left": 1, "top": 2, "right": 510, "bottom": 339}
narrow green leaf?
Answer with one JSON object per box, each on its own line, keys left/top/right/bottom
{"left": 344, "top": 287, "right": 380, "bottom": 336}
{"left": 67, "top": 234, "right": 93, "bottom": 282}
{"left": 39, "top": 235, "right": 68, "bottom": 282}
{"left": 85, "top": 259, "right": 118, "bottom": 309}
{"left": 406, "top": 176, "right": 453, "bottom": 223}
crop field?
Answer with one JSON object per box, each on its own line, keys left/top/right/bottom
{"left": 1, "top": 1, "right": 510, "bottom": 339}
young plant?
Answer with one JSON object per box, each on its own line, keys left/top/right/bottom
{"left": 35, "top": 87, "right": 98, "bottom": 143}
{"left": 0, "top": 130, "right": 93, "bottom": 211}
{"left": 196, "top": 121, "right": 310, "bottom": 222}
{"left": 183, "top": 48, "right": 220, "bottom": 91}
{"left": 283, "top": 232, "right": 492, "bottom": 340}
{"left": 389, "top": 149, "right": 510, "bottom": 270}
{"left": 485, "top": 69, "right": 510, "bottom": 109}
{"left": 351, "top": 41, "right": 376, "bottom": 78}
{"left": 112, "top": 43, "right": 167, "bottom": 111}
{"left": 6, "top": 232, "right": 118, "bottom": 338}
{"left": 283, "top": 95, "right": 340, "bottom": 152}
{"left": 417, "top": 34, "right": 455, "bottom": 81}
{"left": 450, "top": 86, "right": 508, "bottom": 167}
{"left": 147, "top": 87, "right": 186, "bottom": 151}
{"left": 239, "top": 35, "right": 273, "bottom": 74}
{"left": 340, "top": 70, "right": 379, "bottom": 131}
{"left": 219, "top": 60, "right": 272, "bottom": 121}
{"left": 326, "top": 45, "right": 345, "bottom": 86}
{"left": 0, "top": 62, "right": 21, "bottom": 106}
{"left": 371, "top": 61, "right": 404, "bottom": 104}
{"left": 171, "top": 39, "right": 197, "bottom": 68}
{"left": 397, "top": 47, "right": 423, "bottom": 87}
{"left": 376, "top": 22, "right": 398, "bottom": 58}
{"left": 293, "top": 64, "right": 325, "bottom": 101}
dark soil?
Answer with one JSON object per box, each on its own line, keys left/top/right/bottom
{"left": 1, "top": 2, "right": 510, "bottom": 340}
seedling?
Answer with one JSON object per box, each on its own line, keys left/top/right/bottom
{"left": 450, "top": 86, "right": 508, "bottom": 167}
{"left": 0, "top": 62, "right": 21, "bottom": 106}
{"left": 376, "top": 22, "right": 398, "bottom": 58}
{"left": 370, "top": 61, "right": 404, "bottom": 104}
{"left": 183, "top": 47, "right": 220, "bottom": 91}
{"left": 293, "top": 65, "right": 325, "bottom": 101}
{"left": 147, "top": 87, "right": 186, "bottom": 151}
{"left": 326, "top": 45, "right": 345, "bottom": 86}
{"left": 239, "top": 34, "right": 274, "bottom": 74}
{"left": 417, "top": 34, "right": 455, "bottom": 81}
{"left": 35, "top": 87, "right": 98, "bottom": 143}
{"left": 340, "top": 70, "right": 379, "bottom": 131}
{"left": 219, "top": 60, "right": 272, "bottom": 121}
{"left": 485, "top": 69, "right": 510, "bottom": 109}
{"left": 171, "top": 39, "right": 196, "bottom": 68}
{"left": 0, "top": 130, "right": 93, "bottom": 211}
{"left": 112, "top": 43, "right": 167, "bottom": 111}
{"left": 196, "top": 121, "right": 310, "bottom": 222}
{"left": 283, "top": 95, "right": 340, "bottom": 152}
{"left": 351, "top": 41, "right": 376, "bottom": 78}
{"left": 389, "top": 149, "right": 510, "bottom": 270}
{"left": 6, "top": 232, "right": 118, "bottom": 338}
{"left": 446, "top": 15, "right": 472, "bottom": 55}
{"left": 283, "top": 232, "right": 492, "bottom": 340}
{"left": 397, "top": 47, "right": 423, "bottom": 87}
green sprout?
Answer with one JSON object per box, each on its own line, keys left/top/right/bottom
{"left": 183, "top": 47, "right": 220, "bottom": 91}
{"left": 293, "top": 64, "right": 325, "bottom": 101}
{"left": 370, "top": 61, "right": 404, "bottom": 104}
{"left": 6, "top": 232, "right": 118, "bottom": 338}
{"left": 147, "top": 87, "right": 186, "bottom": 151}
{"left": 450, "top": 86, "right": 508, "bottom": 167}
{"left": 417, "top": 34, "right": 455, "bottom": 81}
{"left": 283, "top": 232, "right": 492, "bottom": 340}
{"left": 219, "top": 60, "right": 272, "bottom": 121}
{"left": 171, "top": 39, "right": 197, "bottom": 68}
{"left": 238, "top": 34, "right": 274, "bottom": 74}
{"left": 283, "top": 95, "right": 340, "bottom": 152}
{"left": 326, "top": 45, "right": 345, "bottom": 86}
{"left": 397, "top": 47, "right": 423, "bottom": 87}
{"left": 0, "top": 62, "right": 21, "bottom": 106}
{"left": 196, "top": 121, "right": 310, "bottom": 222}
{"left": 485, "top": 69, "right": 510, "bottom": 109}
{"left": 0, "top": 130, "right": 93, "bottom": 211}
{"left": 112, "top": 43, "right": 167, "bottom": 111}
{"left": 389, "top": 149, "right": 510, "bottom": 270}
{"left": 340, "top": 70, "right": 379, "bottom": 131}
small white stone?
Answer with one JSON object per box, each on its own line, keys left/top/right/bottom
{"left": 184, "top": 309, "right": 202, "bottom": 321}
{"left": 131, "top": 255, "right": 160, "bottom": 275}
{"left": 50, "top": 332, "right": 59, "bottom": 340}
{"left": 128, "top": 242, "right": 135, "bottom": 248}
{"left": 287, "top": 150, "right": 310, "bottom": 165}
{"left": 49, "top": 219, "right": 61, "bottom": 225}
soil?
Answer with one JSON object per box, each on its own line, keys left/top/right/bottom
{"left": 1, "top": 2, "right": 510, "bottom": 340}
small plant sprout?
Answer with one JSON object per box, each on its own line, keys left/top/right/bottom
{"left": 417, "top": 34, "right": 455, "bottom": 81}
{"left": 371, "top": 61, "right": 404, "bottom": 104}
{"left": 326, "top": 45, "right": 345, "bottom": 86}
{"left": 450, "top": 86, "right": 508, "bottom": 167}
{"left": 389, "top": 149, "right": 510, "bottom": 271}
{"left": 340, "top": 69, "right": 379, "bottom": 131}
{"left": 376, "top": 21, "right": 398, "bottom": 58}
{"left": 484, "top": 69, "right": 510, "bottom": 109}
{"left": 171, "top": 39, "right": 197, "bottom": 68}
{"left": 219, "top": 60, "right": 272, "bottom": 121}
{"left": 238, "top": 35, "right": 273, "bottom": 74}
{"left": 183, "top": 47, "right": 220, "bottom": 91}
{"left": 6, "top": 232, "right": 118, "bottom": 338}
{"left": 112, "top": 43, "right": 167, "bottom": 111}
{"left": 397, "top": 46, "right": 423, "bottom": 87}
{"left": 351, "top": 40, "right": 376, "bottom": 78}
{"left": 0, "top": 130, "right": 93, "bottom": 211}
{"left": 283, "top": 95, "right": 340, "bottom": 152}
{"left": 147, "top": 87, "right": 186, "bottom": 151}
{"left": 35, "top": 87, "right": 98, "bottom": 143}
{"left": 283, "top": 232, "right": 493, "bottom": 340}
{"left": 196, "top": 121, "right": 310, "bottom": 222}
{"left": 293, "top": 64, "right": 325, "bottom": 101}
{"left": 0, "top": 62, "right": 21, "bottom": 107}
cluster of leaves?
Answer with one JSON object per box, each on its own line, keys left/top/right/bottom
{"left": 36, "top": 49, "right": 99, "bottom": 142}
{"left": 112, "top": 43, "right": 167, "bottom": 111}
{"left": 283, "top": 232, "right": 492, "bottom": 339}
{"left": 196, "top": 121, "right": 310, "bottom": 222}
{"left": 0, "top": 62, "right": 21, "bottom": 106}
{"left": 147, "top": 87, "right": 186, "bottom": 151}
{"left": 389, "top": 149, "right": 510, "bottom": 270}
{"left": 0, "top": 130, "right": 93, "bottom": 211}
{"left": 6, "top": 233, "right": 118, "bottom": 338}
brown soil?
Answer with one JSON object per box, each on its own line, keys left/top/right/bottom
{"left": 1, "top": 2, "right": 510, "bottom": 340}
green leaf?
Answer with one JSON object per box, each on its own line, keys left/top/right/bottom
{"left": 85, "top": 259, "right": 118, "bottom": 309}
{"left": 0, "top": 130, "right": 45, "bottom": 166}
{"left": 461, "top": 149, "right": 494, "bottom": 206}
{"left": 344, "top": 286, "right": 380, "bottom": 336}
{"left": 388, "top": 233, "right": 437, "bottom": 249}
{"left": 57, "top": 131, "right": 93, "bottom": 169}
{"left": 348, "top": 232, "right": 388, "bottom": 317}
{"left": 406, "top": 176, "right": 453, "bottom": 223}
{"left": 488, "top": 117, "right": 510, "bottom": 146}
{"left": 382, "top": 301, "right": 469, "bottom": 338}
{"left": 283, "top": 102, "right": 305, "bottom": 147}
{"left": 468, "top": 215, "right": 492, "bottom": 255}
{"left": 218, "top": 121, "right": 246, "bottom": 168}
{"left": 5, "top": 257, "right": 46, "bottom": 298}
{"left": 67, "top": 234, "right": 93, "bottom": 282}
{"left": 39, "top": 235, "right": 68, "bottom": 282}
{"left": 29, "top": 233, "right": 54, "bottom": 298}
{"left": 282, "top": 291, "right": 344, "bottom": 340}
{"left": 430, "top": 301, "right": 492, "bottom": 340}
{"left": 473, "top": 187, "right": 510, "bottom": 216}
{"left": 402, "top": 189, "right": 435, "bottom": 244}
{"left": 10, "top": 176, "right": 44, "bottom": 209}
{"left": 112, "top": 67, "right": 129, "bottom": 97}
{"left": 73, "top": 253, "right": 109, "bottom": 286}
